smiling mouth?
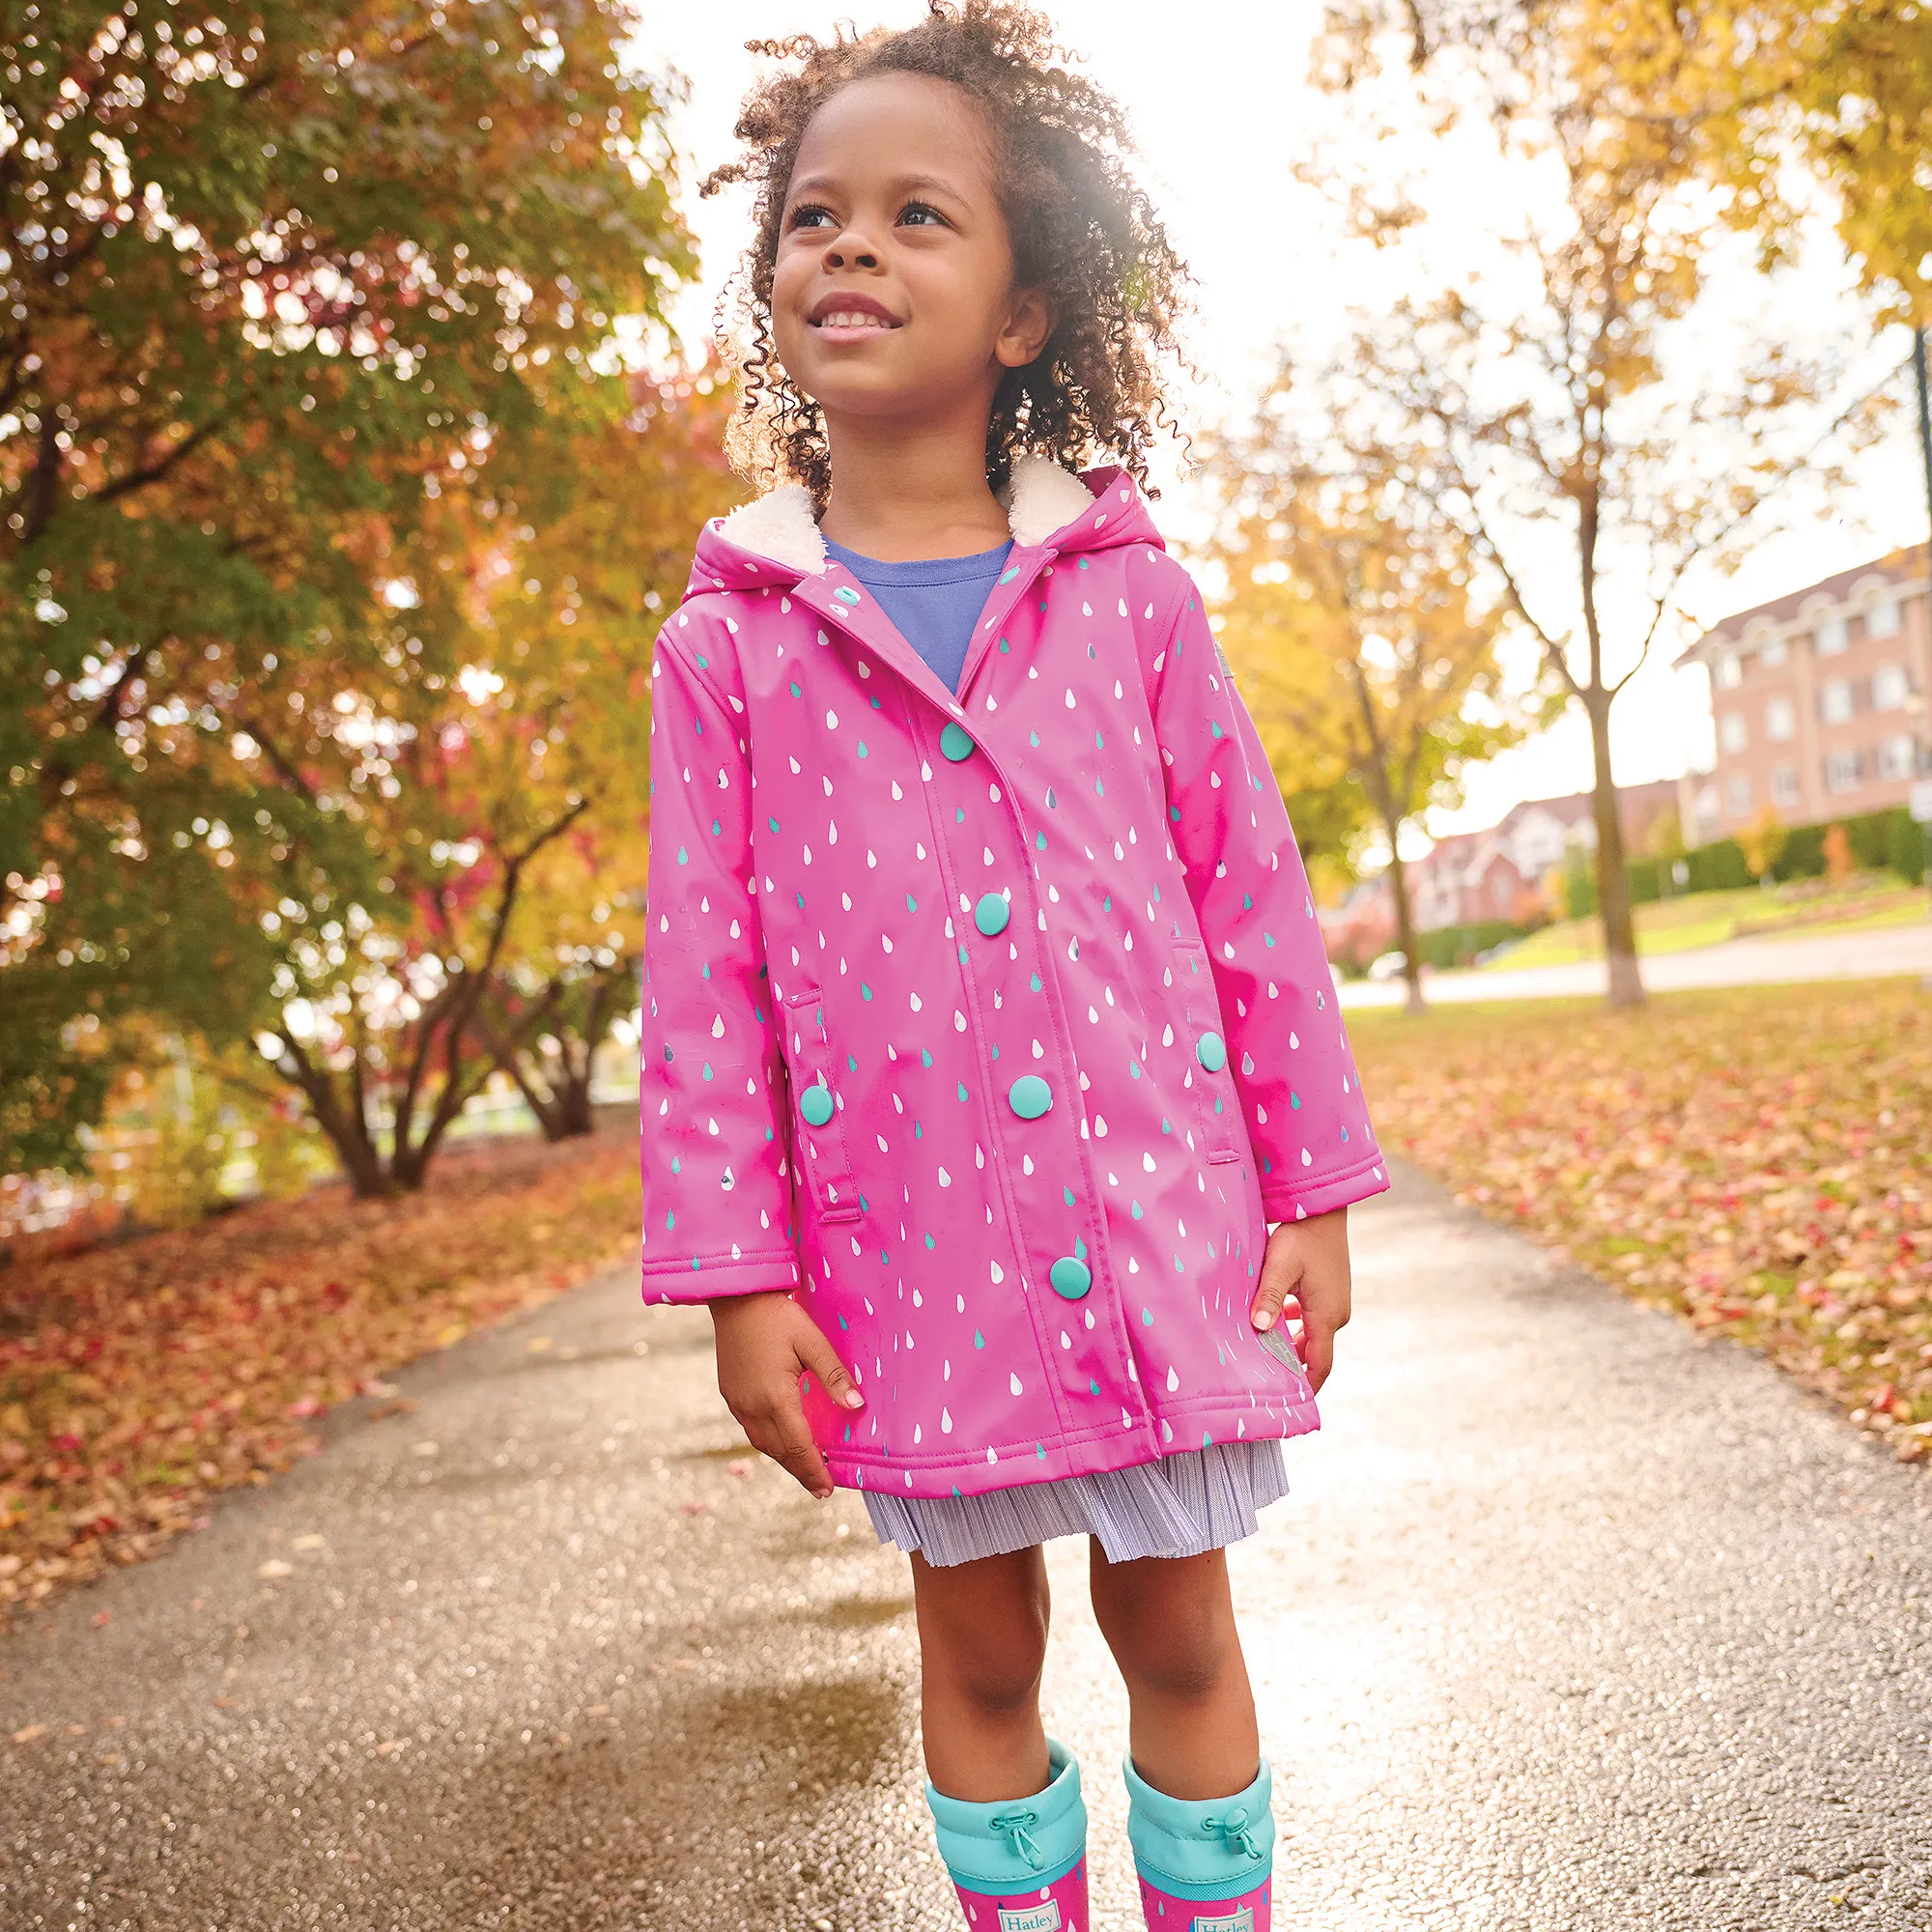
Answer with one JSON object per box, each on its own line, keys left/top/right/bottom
{"left": 810, "top": 310, "right": 902, "bottom": 330}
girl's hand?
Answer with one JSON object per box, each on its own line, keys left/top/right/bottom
{"left": 707, "top": 1292, "right": 864, "bottom": 1499}
{"left": 1249, "top": 1208, "right": 1351, "bottom": 1394}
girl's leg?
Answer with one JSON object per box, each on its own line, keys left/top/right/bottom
{"left": 1090, "top": 1545, "right": 1274, "bottom": 1930}
{"left": 1088, "top": 1545, "right": 1258, "bottom": 1796}
{"left": 913, "top": 1547, "right": 1091, "bottom": 1930}
{"left": 912, "top": 1546, "right": 1052, "bottom": 1799}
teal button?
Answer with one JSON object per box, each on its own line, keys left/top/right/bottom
{"left": 1196, "top": 1030, "right": 1227, "bottom": 1072}
{"left": 1048, "top": 1256, "right": 1092, "bottom": 1299}
{"left": 800, "top": 1084, "right": 835, "bottom": 1126}
{"left": 833, "top": 585, "right": 862, "bottom": 605}
{"left": 1007, "top": 1074, "right": 1052, "bottom": 1120}
{"left": 940, "top": 721, "right": 976, "bottom": 761}
{"left": 975, "top": 892, "right": 1010, "bottom": 936}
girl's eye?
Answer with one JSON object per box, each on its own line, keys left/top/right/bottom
{"left": 899, "top": 202, "right": 947, "bottom": 228}
{"left": 788, "top": 205, "right": 836, "bottom": 231}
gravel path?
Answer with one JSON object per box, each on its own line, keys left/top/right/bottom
{"left": 2, "top": 1161, "right": 1926, "bottom": 1929}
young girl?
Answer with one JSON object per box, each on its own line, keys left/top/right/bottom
{"left": 639, "top": 7, "right": 1385, "bottom": 1926}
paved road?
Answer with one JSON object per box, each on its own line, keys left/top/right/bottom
{"left": 3, "top": 1164, "right": 1928, "bottom": 1930}
{"left": 1340, "top": 916, "right": 1932, "bottom": 1007}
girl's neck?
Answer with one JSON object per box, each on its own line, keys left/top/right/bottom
{"left": 814, "top": 405, "right": 1011, "bottom": 563}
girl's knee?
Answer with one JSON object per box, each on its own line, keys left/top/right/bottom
{"left": 915, "top": 1552, "right": 1050, "bottom": 1717}
{"left": 1093, "top": 1558, "right": 1243, "bottom": 1703}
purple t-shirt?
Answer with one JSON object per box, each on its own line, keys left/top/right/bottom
{"left": 823, "top": 537, "right": 1013, "bottom": 696}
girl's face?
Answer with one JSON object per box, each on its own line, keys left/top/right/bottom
{"left": 771, "top": 71, "right": 1052, "bottom": 437}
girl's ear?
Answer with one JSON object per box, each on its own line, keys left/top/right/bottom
{"left": 996, "top": 285, "right": 1055, "bottom": 370}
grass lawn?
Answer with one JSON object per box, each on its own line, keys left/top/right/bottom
{"left": 1484, "top": 880, "right": 1926, "bottom": 971}
{"left": 1349, "top": 980, "right": 1932, "bottom": 1462}
{"left": 0, "top": 1132, "right": 640, "bottom": 1613}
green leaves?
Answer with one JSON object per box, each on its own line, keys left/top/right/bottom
{"left": 2, "top": 0, "right": 697, "bottom": 1173}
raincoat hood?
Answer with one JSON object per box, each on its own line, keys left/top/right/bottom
{"left": 639, "top": 459, "right": 1385, "bottom": 1500}
{"left": 686, "top": 455, "right": 1162, "bottom": 598}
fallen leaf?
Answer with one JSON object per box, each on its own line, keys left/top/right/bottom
{"left": 11, "top": 1723, "right": 49, "bottom": 1744}
{"left": 257, "top": 1559, "right": 294, "bottom": 1579}
{"left": 290, "top": 1534, "right": 326, "bottom": 1551}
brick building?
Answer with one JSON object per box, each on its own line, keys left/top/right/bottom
{"left": 1676, "top": 548, "right": 1932, "bottom": 838}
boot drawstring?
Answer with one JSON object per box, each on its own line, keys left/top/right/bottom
{"left": 1202, "top": 1803, "right": 1262, "bottom": 1862}
{"left": 990, "top": 1808, "right": 1043, "bottom": 1869}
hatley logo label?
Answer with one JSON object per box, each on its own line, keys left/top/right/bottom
{"left": 1189, "top": 1911, "right": 1255, "bottom": 1932}
{"left": 996, "top": 1904, "right": 1062, "bottom": 1932}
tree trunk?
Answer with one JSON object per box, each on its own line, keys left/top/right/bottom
{"left": 1585, "top": 693, "right": 1645, "bottom": 1009}
{"left": 1384, "top": 841, "right": 1427, "bottom": 1015}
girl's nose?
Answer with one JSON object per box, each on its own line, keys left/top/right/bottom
{"left": 823, "top": 232, "right": 880, "bottom": 271}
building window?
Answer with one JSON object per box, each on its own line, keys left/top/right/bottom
{"left": 1878, "top": 734, "right": 1917, "bottom": 781}
{"left": 1824, "top": 749, "right": 1862, "bottom": 793}
{"left": 1773, "top": 764, "right": 1800, "bottom": 808}
{"left": 1816, "top": 613, "right": 1849, "bottom": 655}
{"left": 1724, "top": 774, "right": 1750, "bottom": 818}
{"left": 1821, "top": 677, "right": 1855, "bottom": 724}
{"left": 1760, "top": 636, "right": 1788, "bottom": 668}
{"left": 1765, "top": 696, "right": 1795, "bottom": 743}
{"left": 1873, "top": 664, "right": 1909, "bottom": 712}
{"left": 1868, "top": 596, "right": 1901, "bottom": 639}
{"left": 1719, "top": 712, "right": 1747, "bottom": 753}
{"left": 1717, "top": 651, "right": 1743, "bottom": 689}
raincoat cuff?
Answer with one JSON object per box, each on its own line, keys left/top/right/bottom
{"left": 1259, "top": 1151, "right": 1389, "bottom": 1224}
{"left": 639, "top": 1248, "right": 802, "bottom": 1306}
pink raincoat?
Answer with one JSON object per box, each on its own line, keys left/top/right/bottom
{"left": 639, "top": 459, "right": 1386, "bottom": 1499}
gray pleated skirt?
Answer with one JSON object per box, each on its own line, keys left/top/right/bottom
{"left": 862, "top": 1438, "right": 1290, "bottom": 1568}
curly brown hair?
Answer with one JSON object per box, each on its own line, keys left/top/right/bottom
{"left": 701, "top": 1, "right": 1190, "bottom": 502}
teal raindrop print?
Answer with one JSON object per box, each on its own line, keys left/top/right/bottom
{"left": 675, "top": 846, "right": 689, "bottom": 865}
{"left": 700, "top": 1063, "right": 713, "bottom": 1081}
{"left": 974, "top": 1330, "right": 986, "bottom": 1349}
{"left": 906, "top": 893, "right": 918, "bottom": 912}
{"left": 957, "top": 1082, "right": 969, "bottom": 1102}
{"left": 861, "top": 982, "right": 873, "bottom": 1000}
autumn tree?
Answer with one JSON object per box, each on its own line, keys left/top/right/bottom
{"left": 235, "top": 371, "right": 739, "bottom": 1192}
{"left": 1213, "top": 442, "right": 1523, "bottom": 1013}
{"left": 1, "top": 0, "right": 691, "bottom": 1171}
{"left": 1291, "top": 21, "right": 1889, "bottom": 1009}
{"left": 1321, "top": 0, "right": 1932, "bottom": 324}
{"left": 468, "top": 372, "right": 740, "bottom": 1143}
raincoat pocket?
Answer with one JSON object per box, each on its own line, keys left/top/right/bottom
{"left": 781, "top": 982, "right": 862, "bottom": 1224}
{"left": 1172, "top": 938, "right": 1243, "bottom": 1165}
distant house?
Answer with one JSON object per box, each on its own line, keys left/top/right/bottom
{"left": 1676, "top": 548, "right": 1932, "bottom": 837}
{"left": 1406, "top": 781, "right": 1683, "bottom": 930}
{"left": 1319, "top": 779, "right": 1689, "bottom": 967}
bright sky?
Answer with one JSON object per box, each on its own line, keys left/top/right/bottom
{"left": 630, "top": 1, "right": 1932, "bottom": 842}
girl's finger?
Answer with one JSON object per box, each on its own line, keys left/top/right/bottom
{"left": 1250, "top": 1257, "right": 1304, "bottom": 1331}
{"left": 794, "top": 1321, "right": 866, "bottom": 1411}
{"left": 771, "top": 1424, "right": 836, "bottom": 1500}
{"left": 1299, "top": 1312, "right": 1336, "bottom": 1394}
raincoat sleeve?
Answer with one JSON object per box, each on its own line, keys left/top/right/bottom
{"left": 638, "top": 620, "right": 803, "bottom": 1304}
{"left": 1151, "top": 573, "right": 1388, "bottom": 1223}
